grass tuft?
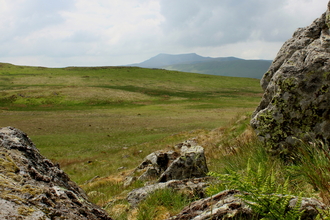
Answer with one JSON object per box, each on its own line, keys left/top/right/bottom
{"left": 136, "top": 188, "right": 194, "bottom": 220}
{"left": 291, "top": 139, "right": 330, "bottom": 205}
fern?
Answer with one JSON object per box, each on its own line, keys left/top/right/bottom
{"left": 316, "top": 208, "right": 330, "bottom": 220}
{"left": 208, "top": 160, "right": 304, "bottom": 220}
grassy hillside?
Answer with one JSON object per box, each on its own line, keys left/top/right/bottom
{"left": 0, "top": 63, "right": 264, "bottom": 218}
{"left": 0, "top": 62, "right": 262, "bottom": 177}
{"left": 164, "top": 59, "right": 272, "bottom": 79}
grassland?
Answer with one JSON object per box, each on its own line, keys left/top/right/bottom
{"left": 0, "top": 62, "right": 262, "bottom": 178}
{"left": 0, "top": 62, "right": 263, "bottom": 218}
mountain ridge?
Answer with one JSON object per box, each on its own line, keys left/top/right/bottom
{"left": 129, "top": 53, "right": 272, "bottom": 79}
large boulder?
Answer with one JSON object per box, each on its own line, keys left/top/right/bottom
{"left": 251, "top": 2, "right": 330, "bottom": 156}
{"left": 0, "top": 127, "right": 112, "bottom": 220}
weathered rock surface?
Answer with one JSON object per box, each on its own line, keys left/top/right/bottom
{"left": 167, "top": 190, "right": 325, "bottom": 220}
{"left": 124, "top": 139, "right": 208, "bottom": 186}
{"left": 0, "top": 126, "right": 112, "bottom": 220}
{"left": 159, "top": 142, "right": 208, "bottom": 182}
{"left": 251, "top": 2, "right": 330, "bottom": 155}
{"left": 127, "top": 177, "right": 210, "bottom": 207}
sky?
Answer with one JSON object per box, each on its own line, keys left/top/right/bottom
{"left": 0, "top": 0, "right": 328, "bottom": 67}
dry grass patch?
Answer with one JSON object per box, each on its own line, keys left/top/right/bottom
{"left": 59, "top": 86, "right": 153, "bottom": 102}
{"left": 13, "top": 75, "right": 86, "bottom": 86}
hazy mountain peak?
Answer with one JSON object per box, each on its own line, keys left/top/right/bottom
{"left": 132, "top": 53, "right": 209, "bottom": 68}
{"left": 129, "top": 53, "right": 271, "bottom": 78}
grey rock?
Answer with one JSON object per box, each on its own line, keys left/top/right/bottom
{"left": 168, "top": 190, "right": 325, "bottom": 220}
{"left": 251, "top": 2, "right": 330, "bottom": 156}
{"left": 167, "top": 190, "right": 251, "bottom": 220}
{"left": 158, "top": 145, "right": 208, "bottom": 182}
{"left": 127, "top": 182, "right": 168, "bottom": 207}
{"left": 127, "top": 178, "right": 210, "bottom": 207}
{"left": 124, "top": 139, "right": 208, "bottom": 186}
{"left": 0, "top": 126, "right": 112, "bottom": 220}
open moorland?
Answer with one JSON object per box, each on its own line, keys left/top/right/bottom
{"left": 0, "top": 63, "right": 262, "bottom": 179}
{"left": 0, "top": 63, "right": 266, "bottom": 218}
{"left": 2, "top": 63, "right": 330, "bottom": 219}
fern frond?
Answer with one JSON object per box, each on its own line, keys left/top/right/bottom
{"left": 207, "top": 162, "right": 303, "bottom": 220}
{"left": 286, "top": 195, "right": 304, "bottom": 220}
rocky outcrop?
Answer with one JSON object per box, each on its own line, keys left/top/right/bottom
{"left": 168, "top": 190, "right": 325, "bottom": 220}
{"left": 124, "top": 139, "right": 208, "bottom": 186}
{"left": 125, "top": 139, "right": 210, "bottom": 207}
{"left": 251, "top": 2, "right": 330, "bottom": 156}
{"left": 0, "top": 127, "right": 112, "bottom": 220}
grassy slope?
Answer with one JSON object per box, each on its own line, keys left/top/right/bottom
{"left": 0, "top": 63, "right": 264, "bottom": 218}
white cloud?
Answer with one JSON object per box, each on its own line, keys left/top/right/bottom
{"left": 0, "top": 0, "right": 328, "bottom": 67}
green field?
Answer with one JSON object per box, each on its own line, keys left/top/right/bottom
{"left": 0, "top": 63, "right": 264, "bottom": 218}
{"left": 0, "top": 62, "right": 262, "bottom": 174}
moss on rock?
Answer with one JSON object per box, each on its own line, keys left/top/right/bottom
{"left": 251, "top": 4, "right": 330, "bottom": 158}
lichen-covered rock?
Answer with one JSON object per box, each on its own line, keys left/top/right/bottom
{"left": 251, "top": 2, "right": 330, "bottom": 156}
{"left": 124, "top": 139, "right": 208, "bottom": 186}
{"left": 0, "top": 126, "right": 112, "bottom": 220}
{"left": 158, "top": 144, "right": 208, "bottom": 182}
{"left": 167, "top": 190, "right": 252, "bottom": 220}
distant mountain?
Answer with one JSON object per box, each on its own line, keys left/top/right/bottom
{"left": 129, "top": 53, "right": 207, "bottom": 68}
{"left": 164, "top": 59, "right": 272, "bottom": 79}
{"left": 129, "top": 53, "right": 272, "bottom": 79}
{"left": 129, "top": 53, "right": 241, "bottom": 68}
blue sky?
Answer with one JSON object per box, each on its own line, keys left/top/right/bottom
{"left": 0, "top": 0, "right": 328, "bottom": 67}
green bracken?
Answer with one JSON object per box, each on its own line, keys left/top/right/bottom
{"left": 208, "top": 162, "right": 303, "bottom": 220}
